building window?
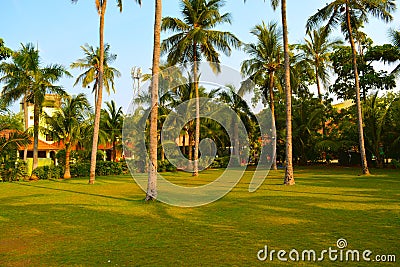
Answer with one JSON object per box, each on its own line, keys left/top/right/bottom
{"left": 46, "top": 135, "right": 53, "bottom": 141}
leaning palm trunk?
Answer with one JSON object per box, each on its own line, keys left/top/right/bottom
{"left": 281, "top": 0, "right": 295, "bottom": 185}
{"left": 89, "top": 1, "right": 107, "bottom": 185}
{"left": 268, "top": 71, "right": 278, "bottom": 170}
{"left": 146, "top": 0, "right": 162, "bottom": 201}
{"left": 345, "top": 5, "right": 370, "bottom": 175}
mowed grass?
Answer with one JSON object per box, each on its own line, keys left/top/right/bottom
{"left": 0, "top": 167, "right": 399, "bottom": 266}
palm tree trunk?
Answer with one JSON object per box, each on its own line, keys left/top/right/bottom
{"left": 315, "top": 66, "right": 326, "bottom": 138}
{"left": 233, "top": 121, "right": 240, "bottom": 166}
{"left": 23, "top": 94, "right": 28, "bottom": 161}
{"left": 281, "top": 0, "right": 295, "bottom": 185}
{"left": 188, "top": 131, "right": 193, "bottom": 161}
{"left": 315, "top": 64, "right": 322, "bottom": 101}
{"left": 89, "top": 1, "right": 107, "bottom": 185}
{"left": 345, "top": 4, "right": 370, "bottom": 175}
{"left": 193, "top": 45, "right": 199, "bottom": 177}
{"left": 64, "top": 143, "right": 71, "bottom": 179}
{"left": 182, "top": 131, "right": 186, "bottom": 156}
{"left": 146, "top": 0, "right": 162, "bottom": 201}
{"left": 268, "top": 71, "right": 278, "bottom": 170}
{"left": 112, "top": 137, "right": 116, "bottom": 162}
{"left": 32, "top": 101, "right": 40, "bottom": 172}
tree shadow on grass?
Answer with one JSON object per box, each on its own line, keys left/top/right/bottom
{"left": 13, "top": 182, "right": 145, "bottom": 204}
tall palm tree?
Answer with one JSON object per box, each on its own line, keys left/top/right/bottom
{"left": 71, "top": 0, "right": 141, "bottom": 185}
{"left": 259, "top": 0, "right": 294, "bottom": 184}
{"left": 241, "top": 21, "right": 282, "bottom": 170}
{"left": 0, "top": 43, "right": 68, "bottom": 173}
{"left": 161, "top": 0, "right": 241, "bottom": 176}
{"left": 0, "top": 44, "right": 32, "bottom": 161}
{"left": 298, "top": 27, "right": 342, "bottom": 101}
{"left": 146, "top": 0, "right": 162, "bottom": 200}
{"left": 70, "top": 43, "right": 120, "bottom": 184}
{"left": 307, "top": 0, "right": 396, "bottom": 175}
{"left": 41, "top": 94, "right": 90, "bottom": 179}
{"left": 101, "top": 100, "right": 123, "bottom": 162}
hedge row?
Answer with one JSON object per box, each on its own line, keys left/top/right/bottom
{"left": 32, "top": 161, "right": 128, "bottom": 180}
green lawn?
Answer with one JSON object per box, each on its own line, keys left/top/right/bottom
{"left": 0, "top": 167, "right": 399, "bottom": 266}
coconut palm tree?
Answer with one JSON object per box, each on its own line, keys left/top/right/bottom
{"left": 41, "top": 94, "right": 90, "bottom": 179}
{"left": 297, "top": 27, "right": 342, "bottom": 101}
{"left": 146, "top": 0, "right": 162, "bottom": 200}
{"left": 0, "top": 38, "right": 12, "bottom": 61}
{"left": 241, "top": 21, "right": 283, "bottom": 170}
{"left": 0, "top": 43, "right": 69, "bottom": 173}
{"left": 388, "top": 27, "right": 400, "bottom": 76}
{"left": 71, "top": 0, "right": 141, "bottom": 185}
{"left": 218, "top": 85, "right": 255, "bottom": 166}
{"left": 161, "top": 0, "right": 241, "bottom": 176}
{"left": 253, "top": 0, "right": 294, "bottom": 184}
{"left": 70, "top": 43, "right": 120, "bottom": 184}
{"left": 307, "top": 0, "right": 396, "bottom": 175}
{"left": 101, "top": 100, "right": 123, "bottom": 162}
{"left": 71, "top": 44, "right": 120, "bottom": 102}
{"left": 0, "top": 44, "right": 31, "bottom": 161}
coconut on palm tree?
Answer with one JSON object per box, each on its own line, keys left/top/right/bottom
{"left": 161, "top": 0, "right": 241, "bottom": 176}
{"left": 307, "top": 0, "right": 396, "bottom": 175}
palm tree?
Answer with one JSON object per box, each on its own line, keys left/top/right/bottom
{"left": 218, "top": 85, "right": 254, "bottom": 166}
{"left": 146, "top": 0, "right": 162, "bottom": 200}
{"left": 0, "top": 38, "right": 12, "bottom": 61}
{"left": 71, "top": 0, "right": 141, "bottom": 185}
{"left": 257, "top": 0, "right": 294, "bottom": 184}
{"left": 0, "top": 43, "right": 69, "bottom": 173}
{"left": 241, "top": 21, "right": 282, "bottom": 170}
{"left": 388, "top": 27, "right": 400, "bottom": 76}
{"left": 71, "top": 44, "right": 120, "bottom": 102}
{"left": 101, "top": 100, "right": 123, "bottom": 162}
{"left": 41, "top": 94, "right": 90, "bottom": 179}
{"left": 307, "top": 0, "right": 396, "bottom": 175}
{"left": 298, "top": 27, "right": 342, "bottom": 101}
{"left": 70, "top": 43, "right": 121, "bottom": 184}
{"left": 0, "top": 44, "right": 32, "bottom": 161}
{"left": 161, "top": 0, "right": 241, "bottom": 176}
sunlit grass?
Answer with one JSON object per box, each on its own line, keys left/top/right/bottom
{"left": 0, "top": 167, "right": 399, "bottom": 266}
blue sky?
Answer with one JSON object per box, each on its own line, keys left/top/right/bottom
{"left": 1, "top": 0, "right": 399, "bottom": 112}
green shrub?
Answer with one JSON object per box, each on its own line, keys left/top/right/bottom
{"left": 391, "top": 159, "right": 400, "bottom": 169}
{"left": 70, "top": 162, "right": 91, "bottom": 177}
{"left": 157, "top": 160, "right": 176, "bottom": 172}
{"left": 32, "top": 165, "right": 65, "bottom": 180}
{"left": 69, "top": 161, "right": 124, "bottom": 177}
{"left": 0, "top": 160, "right": 28, "bottom": 182}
